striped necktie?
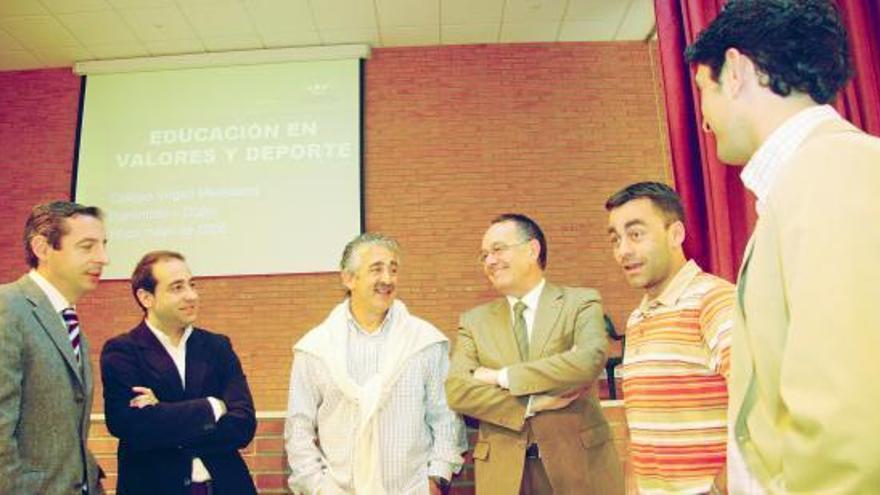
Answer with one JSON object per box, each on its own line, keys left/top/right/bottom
{"left": 61, "top": 307, "right": 81, "bottom": 363}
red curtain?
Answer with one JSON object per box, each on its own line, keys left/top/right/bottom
{"left": 654, "top": 0, "right": 880, "bottom": 282}
{"left": 835, "top": 0, "right": 880, "bottom": 135}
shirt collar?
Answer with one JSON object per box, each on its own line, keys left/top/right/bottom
{"left": 506, "top": 278, "right": 546, "bottom": 311}
{"left": 637, "top": 260, "right": 702, "bottom": 313}
{"left": 346, "top": 299, "right": 393, "bottom": 337}
{"left": 741, "top": 104, "right": 838, "bottom": 208}
{"left": 145, "top": 319, "right": 194, "bottom": 350}
{"left": 28, "top": 269, "right": 70, "bottom": 312}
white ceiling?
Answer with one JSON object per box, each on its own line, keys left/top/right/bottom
{"left": 0, "top": 0, "right": 655, "bottom": 72}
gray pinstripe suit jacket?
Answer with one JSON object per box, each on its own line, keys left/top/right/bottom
{"left": 0, "top": 274, "right": 102, "bottom": 495}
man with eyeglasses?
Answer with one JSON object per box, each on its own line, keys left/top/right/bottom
{"left": 446, "top": 213, "right": 623, "bottom": 494}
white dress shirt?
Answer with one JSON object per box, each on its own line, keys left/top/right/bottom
{"left": 145, "top": 321, "right": 223, "bottom": 483}
{"left": 741, "top": 104, "right": 838, "bottom": 212}
{"left": 498, "top": 278, "right": 546, "bottom": 390}
{"left": 28, "top": 270, "right": 70, "bottom": 313}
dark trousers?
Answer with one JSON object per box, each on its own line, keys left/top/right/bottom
{"left": 190, "top": 481, "right": 213, "bottom": 495}
{"left": 520, "top": 457, "right": 553, "bottom": 494}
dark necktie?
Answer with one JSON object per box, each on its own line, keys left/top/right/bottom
{"left": 513, "top": 301, "right": 529, "bottom": 361}
{"left": 61, "top": 307, "right": 81, "bottom": 363}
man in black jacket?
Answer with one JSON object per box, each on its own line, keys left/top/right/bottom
{"left": 101, "top": 250, "right": 256, "bottom": 495}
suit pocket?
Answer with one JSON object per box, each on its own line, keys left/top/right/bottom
{"left": 21, "top": 470, "right": 46, "bottom": 494}
{"left": 473, "top": 441, "right": 490, "bottom": 461}
{"left": 579, "top": 423, "right": 611, "bottom": 449}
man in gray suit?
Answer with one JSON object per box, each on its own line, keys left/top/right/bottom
{"left": 0, "top": 201, "right": 109, "bottom": 494}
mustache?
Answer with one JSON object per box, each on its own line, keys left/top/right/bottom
{"left": 375, "top": 283, "right": 396, "bottom": 291}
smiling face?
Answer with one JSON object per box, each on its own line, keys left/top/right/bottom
{"left": 33, "top": 214, "right": 109, "bottom": 304}
{"left": 343, "top": 243, "right": 399, "bottom": 318}
{"left": 481, "top": 220, "right": 542, "bottom": 298}
{"left": 607, "top": 197, "right": 685, "bottom": 298}
{"left": 138, "top": 258, "right": 199, "bottom": 333}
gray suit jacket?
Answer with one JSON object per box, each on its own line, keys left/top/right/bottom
{"left": 0, "top": 274, "right": 102, "bottom": 495}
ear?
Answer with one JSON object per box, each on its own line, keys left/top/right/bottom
{"left": 528, "top": 238, "right": 541, "bottom": 263}
{"left": 340, "top": 270, "right": 355, "bottom": 292}
{"left": 136, "top": 288, "right": 154, "bottom": 310}
{"left": 669, "top": 220, "right": 686, "bottom": 246}
{"left": 721, "top": 47, "right": 753, "bottom": 97}
{"left": 30, "top": 235, "right": 51, "bottom": 264}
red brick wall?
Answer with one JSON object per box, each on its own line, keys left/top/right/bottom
{"left": 0, "top": 69, "right": 82, "bottom": 279}
{"left": 0, "top": 42, "right": 669, "bottom": 414}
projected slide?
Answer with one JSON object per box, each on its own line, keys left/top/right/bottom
{"left": 75, "top": 58, "right": 361, "bottom": 278}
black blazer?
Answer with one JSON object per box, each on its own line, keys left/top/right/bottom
{"left": 101, "top": 323, "right": 257, "bottom": 495}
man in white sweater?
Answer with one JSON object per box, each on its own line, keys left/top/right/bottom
{"left": 285, "top": 233, "right": 466, "bottom": 494}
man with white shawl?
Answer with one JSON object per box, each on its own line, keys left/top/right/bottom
{"left": 285, "top": 233, "right": 466, "bottom": 494}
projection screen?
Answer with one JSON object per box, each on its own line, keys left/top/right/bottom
{"left": 74, "top": 57, "right": 363, "bottom": 278}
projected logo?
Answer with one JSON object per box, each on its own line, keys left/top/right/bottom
{"left": 307, "top": 83, "right": 329, "bottom": 96}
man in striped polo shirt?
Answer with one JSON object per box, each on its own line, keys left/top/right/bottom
{"left": 606, "top": 182, "right": 734, "bottom": 494}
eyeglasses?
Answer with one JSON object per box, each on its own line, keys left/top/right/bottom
{"left": 478, "top": 240, "right": 530, "bottom": 265}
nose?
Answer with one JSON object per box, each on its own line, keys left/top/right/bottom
{"left": 184, "top": 285, "right": 199, "bottom": 300}
{"left": 483, "top": 251, "right": 500, "bottom": 266}
{"left": 95, "top": 243, "right": 110, "bottom": 265}
{"left": 702, "top": 119, "right": 712, "bottom": 133}
{"left": 615, "top": 238, "right": 635, "bottom": 261}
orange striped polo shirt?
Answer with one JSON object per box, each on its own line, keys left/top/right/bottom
{"left": 622, "top": 260, "right": 734, "bottom": 494}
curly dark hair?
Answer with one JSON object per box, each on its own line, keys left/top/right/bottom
{"left": 685, "top": 0, "right": 852, "bottom": 104}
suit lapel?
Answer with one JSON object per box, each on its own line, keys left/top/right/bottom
{"left": 734, "top": 117, "right": 853, "bottom": 312}
{"left": 737, "top": 231, "right": 757, "bottom": 314}
{"left": 80, "top": 331, "right": 93, "bottom": 395}
{"left": 184, "top": 330, "right": 208, "bottom": 397}
{"left": 132, "top": 323, "right": 186, "bottom": 399}
{"left": 19, "top": 277, "right": 84, "bottom": 388}
{"left": 528, "top": 282, "right": 563, "bottom": 360}
{"left": 488, "top": 299, "right": 522, "bottom": 364}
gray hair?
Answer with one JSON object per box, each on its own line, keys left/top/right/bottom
{"left": 340, "top": 232, "right": 401, "bottom": 274}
